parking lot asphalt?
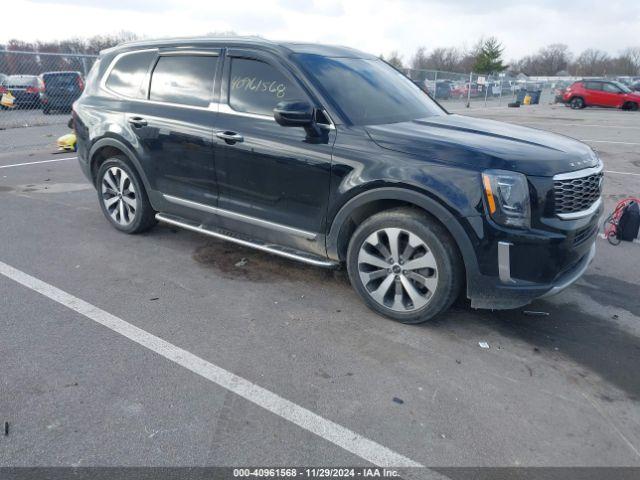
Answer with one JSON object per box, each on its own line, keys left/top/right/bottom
{"left": 1, "top": 103, "right": 639, "bottom": 473}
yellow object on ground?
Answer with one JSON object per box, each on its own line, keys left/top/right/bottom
{"left": 1, "top": 91, "right": 15, "bottom": 108}
{"left": 57, "top": 132, "right": 77, "bottom": 152}
{"left": 523, "top": 94, "right": 532, "bottom": 105}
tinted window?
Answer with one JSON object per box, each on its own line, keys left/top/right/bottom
{"left": 295, "top": 55, "right": 443, "bottom": 125}
{"left": 229, "top": 58, "right": 305, "bottom": 116}
{"left": 150, "top": 55, "right": 218, "bottom": 107}
{"left": 105, "top": 51, "right": 155, "bottom": 98}
{"left": 43, "top": 73, "right": 80, "bottom": 89}
{"left": 602, "top": 83, "right": 621, "bottom": 93}
{"left": 584, "top": 82, "right": 603, "bottom": 91}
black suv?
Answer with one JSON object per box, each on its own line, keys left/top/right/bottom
{"left": 73, "top": 37, "right": 602, "bottom": 323}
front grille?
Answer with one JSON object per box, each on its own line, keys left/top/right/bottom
{"left": 554, "top": 169, "right": 603, "bottom": 215}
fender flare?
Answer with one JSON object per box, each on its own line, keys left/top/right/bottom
{"left": 326, "top": 187, "right": 480, "bottom": 279}
{"left": 88, "top": 137, "right": 152, "bottom": 192}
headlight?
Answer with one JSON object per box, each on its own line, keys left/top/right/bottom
{"left": 482, "top": 170, "right": 530, "bottom": 228}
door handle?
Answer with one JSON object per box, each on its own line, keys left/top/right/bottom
{"left": 216, "top": 131, "right": 244, "bottom": 144}
{"left": 128, "top": 117, "right": 147, "bottom": 128}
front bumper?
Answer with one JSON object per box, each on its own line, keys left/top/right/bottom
{"left": 468, "top": 241, "right": 596, "bottom": 309}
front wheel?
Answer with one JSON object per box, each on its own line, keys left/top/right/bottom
{"left": 96, "top": 156, "right": 157, "bottom": 234}
{"left": 346, "top": 208, "right": 463, "bottom": 324}
{"left": 570, "top": 97, "right": 585, "bottom": 109}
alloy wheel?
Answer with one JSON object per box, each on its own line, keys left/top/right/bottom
{"left": 357, "top": 227, "right": 438, "bottom": 312}
{"left": 101, "top": 166, "right": 137, "bottom": 226}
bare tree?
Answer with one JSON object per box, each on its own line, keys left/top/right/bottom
{"left": 573, "top": 49, "right": 611, "bottom": 76}
{"left": 410, "top": 46, "right": 429, "bottom": 70}
{"left": 615, "top": 47, "right": 640, "bottom": 75}
{"left": 426, "top": 47, "right": 461, "bottom": 72}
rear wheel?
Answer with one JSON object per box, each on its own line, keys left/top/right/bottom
{"left": 570, "top": 97, "right": 585, "bottom": 109}
{"left": 346, "top": 208, "right": 463, "bottom": 324}
{"left": 96, "top": 156, "right": 157, "bottom": 234}
{"left": 625, "top": 102, "right": 638, "bottom": 111}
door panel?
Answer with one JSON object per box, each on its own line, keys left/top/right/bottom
{"left": 128, "top": 52, "right": 221, "bottom": 219}
{"left": 213, "top": 50, "right": 334, "bottom": 254}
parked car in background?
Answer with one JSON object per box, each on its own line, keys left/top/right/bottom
{"left": 451, "top": 82, "right": 480, "bottom": 98}
{"left": 562, "top": 79, "right": 640, "bottom": 110}
{"left": 424, "top": 80, "right": 452, "bottom": 100}
{"left": 39, "top": 71, "right": 84, "bottom": 114}
{"left": 0, "top": 73, "right": 7, "bottom": 85}
{"left": 74, "top": 37, "right": 602, "bottom": 323}
{"left": 553, "top": 80, "right": 572, "bottom": 103}
{"left": 630, "top": 81, "right": 640, "bottom": 92}
{"left": 0, "top": 75, "right": 41, "bottom": 109}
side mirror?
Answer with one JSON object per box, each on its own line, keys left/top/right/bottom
{"left": 274, "top": 101, "right": 313, "bottom": 127}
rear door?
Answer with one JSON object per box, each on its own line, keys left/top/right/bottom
{"left": 584, "top": 81, "right": 605, "bottom": 106}
{"left": 130, "top": 50, "right": 222, "bottom": 220}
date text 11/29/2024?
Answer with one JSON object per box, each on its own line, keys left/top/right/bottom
{"left": 232, "top": 467, "right": 401, "bottom": 477}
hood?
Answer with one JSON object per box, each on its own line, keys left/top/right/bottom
{"left": 364, "top": 114, "right": 599, "bottom": 176}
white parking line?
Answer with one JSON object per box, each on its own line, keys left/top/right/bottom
{"left": 605, "top": 170, "right": 640, "bottom": 177}
{"left": 0, "top": 156, "right": 77, "bottom": 169}
{"left": 580, "top": 140, "right": 640, "bottom": 146}
{"left": 517, "top": 122, "right": 640, "bottom": 130}
{"left": 0, "top": 260, "right": 422, "bottom": 468}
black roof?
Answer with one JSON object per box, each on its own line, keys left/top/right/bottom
{"left": 103, "top": 36, "right": 375, "bottom": 59}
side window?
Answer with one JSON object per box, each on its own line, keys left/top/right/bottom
{"left": 584, "top": 82, "right": 602, "bottom": 91}
{"left": 228, "top": 57, "right": 306, "bottom": 116}
{"left": 602, "top": 83, "right": 620, "bottom": 93}
{"left": 150, "top": 55, "right": 218, "bottom": 107}
{"left": 105, "top": 51, "right": 155, "bottom": 98}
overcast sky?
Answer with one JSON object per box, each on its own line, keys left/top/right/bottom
{"left": 4, "top": 0, "right": 640, "bottom": 60}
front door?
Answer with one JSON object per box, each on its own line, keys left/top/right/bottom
{"left": 213, "top": 49, "right": 335, "bottom": 253}
{"left": 601, "top": 82, "right": 623, "bottom": 108}
{"left": 131, "top": 50, "right": 221, "bottom": 219}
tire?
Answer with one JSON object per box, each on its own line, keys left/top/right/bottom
{"left": 626, "top": 102, "right": 639, "bottom": 112}
{"left": 96, "top": 156, "right": 157, "bottom": 234}
{"left": 346, "top": 207, "right": 463, "bottom": 324}
{"left": 570, "top": 97, "right": 585, "bottom": 109}
{"left": 43, "top": 108, "right": 50, "bottom": 115}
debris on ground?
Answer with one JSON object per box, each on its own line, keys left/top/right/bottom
{"left": 235, "top": 258, "right": 248, "bottom": 267}
{"left": 456, "top": 359, "right": 461, "bottom": 364}
{"left": 149, "top": 297, "right": 159, "bottom": 301}
{"left": 478, "top": 341, "right": 490, "bottom": 349}
{"left": 392, "top": 397, "right": 404, "bottom": 405}
{"left": 4, "top": 422, "right": 8, "bottom": 436}
{"left": 523, "top": 310, "right": 550, "bottom": 317}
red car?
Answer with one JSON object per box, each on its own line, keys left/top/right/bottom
{"left": 562, "top": 79, "right": 640, "bottom": 111}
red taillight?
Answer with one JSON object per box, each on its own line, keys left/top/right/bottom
{"left": 0, "top": 86, "right": 7, "bottom": 94}
{"left": 77, "top": 76, "right": 84, "bottom": 90}
{"left": 25, "top": 86, "right": 39, "bottom": 94}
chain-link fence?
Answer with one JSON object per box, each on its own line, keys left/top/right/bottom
{"left": 0, "top": 50, "right": 97, "bottom": 129}
{"left": 404, "top": 68, "right": 566, "bottom": 109}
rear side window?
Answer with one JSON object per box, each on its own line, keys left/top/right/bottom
{"left": 149, "top": 55, "right": 218, "bottom": 107}
{"left": 228, "top": 58, "right": 305, "bottom": 116}
{"left": 105, "top": 51, "right": 155, "bottom": 98}
{"left": 584, "top": 82, "right": 602, "bottom": 91}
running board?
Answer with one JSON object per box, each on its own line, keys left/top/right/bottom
{"left": 155, "top": 213, "right": 338, "bottom": 268}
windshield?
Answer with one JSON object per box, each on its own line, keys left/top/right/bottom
{"left": 612, "top": 81, "right": 632, "bottom": 93}
{"left": 294, "top": 54, "right": 444, "bottom": 125}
